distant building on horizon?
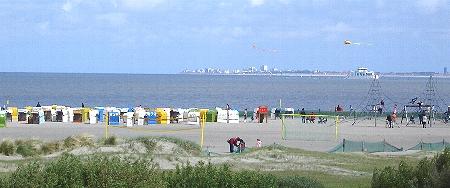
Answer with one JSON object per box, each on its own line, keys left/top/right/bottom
{"left": 445, "top": 67, "right": 448, "bottom": 75}
{"left": 261, "top": 65, "right": 268, "bottom": 72}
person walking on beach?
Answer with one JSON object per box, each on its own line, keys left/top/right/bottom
{"left": 378, "top": 100, "right": 385, "bottom": 115}
{"left": 418, "top": 110, "right": 425, "bottom": 125}
{"left": 300, "top": 108, "right": 306, "bottom": 123}
{"left": 226, "top": 104, "right": 230, "bottom": 123}
{"left": 391, "top": 112, "right": 397, "bottom": 127}
{"left": 243, "top": 109, "right": 248, "bottom": 123}
{"left": 422, "top": 115, "right": 427, "bottom": 128}
{"left": 400, "top": 106, "right": 407, "bottom": 124}
{"left": 386, "top": 114, "right": 393, "bottom": 128}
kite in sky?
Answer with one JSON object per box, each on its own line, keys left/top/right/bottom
{"left": 344, "top": 40, "right": 373, "bottom": 46}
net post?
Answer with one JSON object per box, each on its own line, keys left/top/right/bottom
{"left": 104, "top": 113, "right": 109, "bottom": 139}
{"left": 200, "top": 113, "right": 205, "bottom": 150}
{"left": 281, "top": 114, "right": 285, "bottom": 140}
{"left": 335, "top": 115, "right": 339, "bottom": 142}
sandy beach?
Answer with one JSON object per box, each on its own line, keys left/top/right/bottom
{"left": 1, "top": 117, "right": 449, "bottom": 153}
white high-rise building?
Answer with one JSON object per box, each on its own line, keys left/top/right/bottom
{"left": 261, "top": 65, "right": 268, "bottom": 72}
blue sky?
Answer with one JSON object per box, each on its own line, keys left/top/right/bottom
{"left": 1, "top": 0, "right": 449, "bottom": 74}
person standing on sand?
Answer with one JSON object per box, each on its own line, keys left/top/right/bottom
{"left": 226, "top": 104, "right": 230, "bottom": 124}
{"left": 422, "top": 115, "right": 427, "bottom": 128}
{"left": 300, "top": 108, "right": 306, "bottom": 123}
{"left": 386, "top": 114, "right": 393, "bottom": 128}
{"left": 243, "top": 109, "right": 248, "bottom": 123}
{"left": 418, "top": 110, "right": 424, "bottom": 125}
{"left": 400, "top": 106, "right": 407, "bottom": 124}
{"left": 391, "top": 112, "right": 397, "bottom": 127}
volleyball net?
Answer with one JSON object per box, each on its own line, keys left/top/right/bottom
{"left": 281, "top": 114, "right": 340, "bottom": 141}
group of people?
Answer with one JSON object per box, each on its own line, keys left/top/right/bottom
{"left": 386, "top": 103, "right": 433, "bottom": 128}
{"left": 226, "top": 137, "right": 262, "bottom": 153}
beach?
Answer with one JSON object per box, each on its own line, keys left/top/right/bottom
{"left": 2, "top": 118, "right": 450, "bottom": 153}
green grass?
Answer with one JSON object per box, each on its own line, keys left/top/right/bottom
{"left": 264, "top": 145, "right": 423, "bottom": 173}
{"left": 270, "top": 170, "right": 371, "bottom": 188}
{"left": 244, "top": 144, "right": 428, "bottom": 187}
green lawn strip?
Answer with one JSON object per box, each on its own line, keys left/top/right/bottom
{"left": 318, "top": 154, "right": 420, "bottom": 173}
{"left": 268, "top": 170, "right": 372, "bottom": 188}
{"left": 278, "top": 147, "right": 423, "bottom": 173}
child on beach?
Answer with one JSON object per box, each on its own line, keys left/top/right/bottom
{"left": 256, "top": 139, "right": 262, "bottom": 148}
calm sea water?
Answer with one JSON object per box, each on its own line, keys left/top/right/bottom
{"left": 0, "top": 73, "right": 449, "bottom": 111}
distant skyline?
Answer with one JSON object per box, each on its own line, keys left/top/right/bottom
{"left": 1, "top": 0, "right": 449, "bottom": 74}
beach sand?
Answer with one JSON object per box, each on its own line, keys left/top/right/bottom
{"left": 1, "top": 118, "right": 449, "bottom": 153}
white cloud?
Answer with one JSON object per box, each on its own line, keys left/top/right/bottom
{"left": 278, "top": 0, "right": 291, "bottom": 5}
{"left": 37, "top": 21, "right": 50, "bottom": 35}
{"left": 249, "top": 0, "right": 265, "bottom": 7}
{"left": 230, "top": 27, "right": 252, "bottom": 37}
{"left": 96, "top": 13, "right": 127, "bottom": 26}
{"left": 121, "top": 0, "right": 166, "bottom": 10}
{"left": 265, "top": 30, "right": 316, "bottom": 39}
{"left": 322, "top": 22, "right": 355, "bottom": 33}
{"left": 62, "top": 0, "right": 82, "bottom": 12}
{"left": 375, "top": 0, "right": 385, "bottom": 8}
{"left": 191, "top": 26, "right": 252, "bottom": 39}
{"left": 416, "top": 0, "right": 448, "bottom": 14}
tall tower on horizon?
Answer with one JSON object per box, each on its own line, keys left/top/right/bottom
{"left": 444, "top": 67, "right": 448, "bottom": 75}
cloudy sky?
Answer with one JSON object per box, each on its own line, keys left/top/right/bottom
{"left": 1, "top": 0, "right": 449, "bottom": 73}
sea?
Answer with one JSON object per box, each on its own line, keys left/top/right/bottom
{"left": 0, "top": 72, "right": 449, "bottom": 112}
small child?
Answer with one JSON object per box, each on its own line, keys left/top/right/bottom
{"left": 256, "top": 139, "right": 262, "bottom": 148}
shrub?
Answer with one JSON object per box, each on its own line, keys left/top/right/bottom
{"left": 63, "top": 136, "right": 78, "bottom": 149}
{"left": 9, "top": 161, "right": 45, "bottom": 187}
{"left": 63, "top": 135, "right": 94, "bottom": 149}
{"left": 40, "top": 141, "right": 63, "bottom": 155}
{"left": 0, "top": 140, "right": 15, "bottom": 156}
{"left": 372, "top": 148, "right": 450, "bottom": 188}
{"left": 136, "top": 137, "right": 157, "bottom": 152}
{"left": 277, "top": 175, "right": 324, "bottom": 188}
{"left": 165, "top": 162, "right": 281, "bottom": 188}
{"left": 78, "top": 135, "right": 94, "bottom": 147}
{"left": 15, "top": 140, "right": 40, "bottom": 157}
{"left": 43, "top": 153, "right": 84, "bottom": 187}
{"left": 82, "top": 155, "right": 164, "bottom": 187}
{"left": 103, "top": 136, "right": 117, "bottom": 146}
{"left": 2, "top": 154, "right": 165, "bottom": 187}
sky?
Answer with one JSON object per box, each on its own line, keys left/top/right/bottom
{"left": 1, "top": 0, "right": 449, "bottom": 74}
